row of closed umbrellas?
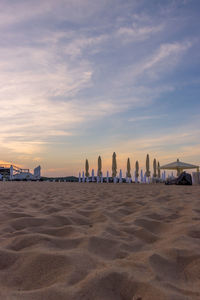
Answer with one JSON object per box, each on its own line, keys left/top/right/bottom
{"left": 79, "top": 154, "right": 199, "bottom": 182}
{"left": 79, "top": 153, "right": 165, "bottom": 183}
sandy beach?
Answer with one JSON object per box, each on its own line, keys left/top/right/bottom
{"left": 0, "top": 182, "right": 199, "bottom": 300}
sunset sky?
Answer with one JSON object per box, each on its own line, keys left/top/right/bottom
{"left": 0, "top": 0, "right": 200, "bottom": 176}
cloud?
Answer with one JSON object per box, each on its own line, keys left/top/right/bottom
{"left": 117, "top": 24, "right": 164, "bottom": 42}
{"left": 127, "top": 129, "right": 200, "bottom": 149}
{"left": 143, "top": 41, "right": 192, "bottom": 71}
{"left": 109, "top": 40, "right": 192, "bottom": 106}
{"left": 125, "top": 41, "right": 192, "bottom": 82}
{"left": 115, "top": 126, "right": 200, "bottom": 162}
{"left": 0, "top": 45, "right": 93, "bottom": 98}
{"left": 0, "top": 141, "right": 45, "bottom": 155}
{"left": 63, "top": 35, "right": 108, "bottom": 58}
{"left": 0, "top": 0, "right": 110, "bottom": 28}
{"left": 128, "top": 114, "right": 167, "bottom": 122}
{"left": 0, "top": 39, "right": 192, "bottom": 156}
{"left": 0, "top": 29, "right": 96, "bottom": 155}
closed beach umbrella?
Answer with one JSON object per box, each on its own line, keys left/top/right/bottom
{"left": 101, "top": 174, "right": 103, "bottom": 183}
{"left": 106, "top": 171, "right": 109, "bottom": 183}
{"left": 127, "top": 158, "right": 131, "bottom": 178}
{"left": 158, "top": 162, "right": 160, "bottom": 179}
{"left": 92, "top": 169, "right": 95, "bottom": 182}
{"left": 144, "top": 173, "right": 146, "bottom": 183}
{"left": 112, "top": 152, "right": 117, "bottom": 178}
{"left": 145, "top": 154, "right": 150, "bottom": 179}
{"left": 153, "top": 158, "right": 157, "bottom": 178}
{"left": 78, "top": 172, "right": 81, "bottom": 183}
{"left": 135, "top": 161, "right": 139, "bottom": 182}
{"left": 85, "top": 159, "right": 89, "bottom": 178}
{"left": 82, "top": 171, "right": 85, "bottom": 182}
{"left": 140, "top": 169, "right": 143, "bottom": 183}
{"left": 97, "top": 156, "right": 102, "bottom": 177}
{"left": 119, "top": 169, "right": 122, "bottom": 183}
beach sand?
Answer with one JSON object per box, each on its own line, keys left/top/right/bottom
{"left": 0, "top": 182, "right": 199, "bottom": 300}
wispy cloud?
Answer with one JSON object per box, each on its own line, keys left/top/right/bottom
{"left": 128, "top": 114, "right": 167, "bottom": 122}
{"left": 117, "top": 24, "right": 164, "bottom": 43}
{"left": 142, "top": 41, "right": 192, "bottom": 73}
{"left": 122, "top": 41, "right": 192, "bottom": 84}
{"left": 0, "top": 0, "right": 108, "bottom": 27}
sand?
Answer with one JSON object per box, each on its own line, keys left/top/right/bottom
{"left": 0, "top": 182, "right": 199, "bottom": 300}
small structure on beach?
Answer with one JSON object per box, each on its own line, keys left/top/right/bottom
{"left": 160, "top": 159, "right": 199, "bottom": 176}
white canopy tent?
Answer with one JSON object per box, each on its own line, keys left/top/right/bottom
{"left": 160, "top": 159, "right": 199, "bottom": 176}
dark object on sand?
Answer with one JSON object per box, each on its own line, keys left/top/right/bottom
{"left": 165, "top": 172, "right": 192, "bottom": 185}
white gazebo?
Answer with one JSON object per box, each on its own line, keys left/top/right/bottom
{"left": 160, "top": 159, "right": 199, "bottom": 176}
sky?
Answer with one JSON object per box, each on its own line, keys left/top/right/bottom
{"left": 0, "top": 0, "right": 200, "bottom": 177}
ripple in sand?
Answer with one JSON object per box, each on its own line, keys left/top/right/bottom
{"left": 1, "top": 252, "right": 72, "bottom": 291}
{"left": 10, "top": 217, "right": 45, "bottom": 231}
{"left": 134, "top": 218, "right": 169, "bottom": 235}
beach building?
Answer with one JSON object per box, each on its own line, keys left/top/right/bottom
{"left": 0, "top": 165, "right": 11, "bottom": 180}
{"left": 0, "top": 164, "right": 41, "bottom": 180}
